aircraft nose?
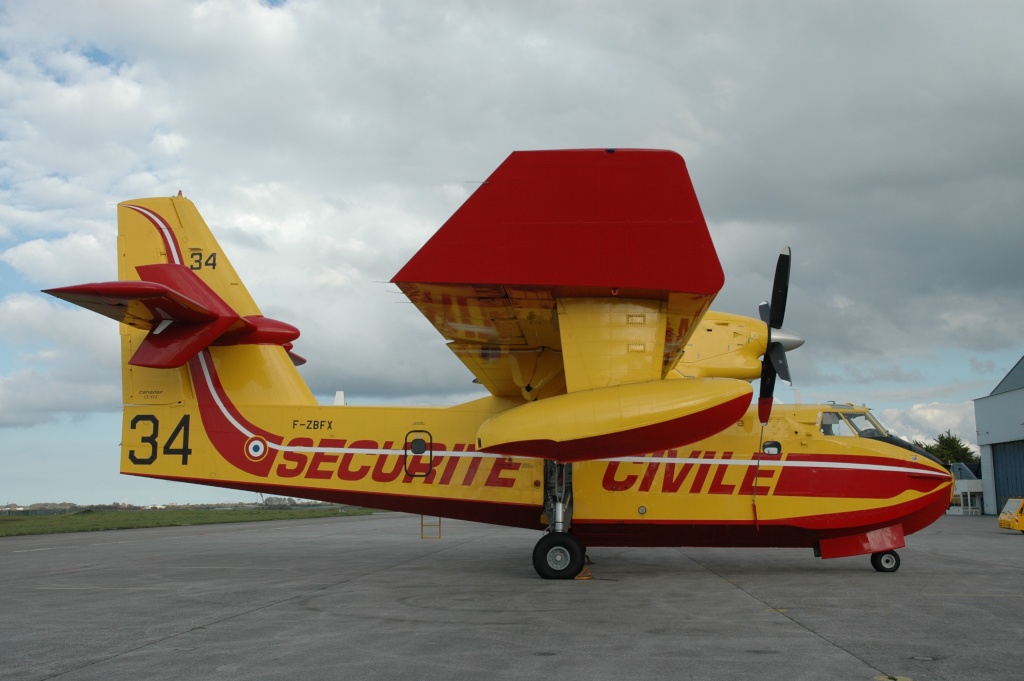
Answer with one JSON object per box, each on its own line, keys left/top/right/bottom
{"left": 772, "top": 327, "right": 805, "bottom": 352}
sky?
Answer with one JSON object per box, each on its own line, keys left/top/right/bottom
{"left": 1, "top": 0, "right": 1022, "bottom": 505}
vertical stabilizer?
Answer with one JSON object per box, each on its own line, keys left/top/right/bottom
{"left": 116, "top": 196, "right": 316, "bottom": 408}
{"left": 47, "top": 195, "right": 316, "bottom": 409}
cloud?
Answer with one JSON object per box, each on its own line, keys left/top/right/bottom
{"left": 0, "top": 367, "right": 120, "bottom": 427}
{"left": 878, "top": 401, "right": 979, "bottom": 451}
{"left": 0, "top": 293, "right": 120, "bottom": 426}
{"left": 969, "top": 357, "right": 997, "bottom": 375}
{"left": 2, "top": 232, "right": 116, "bottom": 284}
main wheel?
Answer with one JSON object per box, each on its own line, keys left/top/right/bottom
{"left": 532, "top": 532, "right": 585, "bottom": 580}
{"left": 870, "top": 550, "right": 900, "bottom": 573}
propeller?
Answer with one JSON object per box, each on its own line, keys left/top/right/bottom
{"left": 757, "top": 247, "right": 802, "bottom": 425}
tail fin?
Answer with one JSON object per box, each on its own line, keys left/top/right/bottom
{"left": 45, "top": 195, "right": 315, "bottom": 407}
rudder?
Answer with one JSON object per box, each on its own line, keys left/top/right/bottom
{"left": 46, "top": 194, "right": 316, "bottom": 410}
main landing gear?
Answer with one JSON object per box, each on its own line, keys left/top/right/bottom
{"left": 533, "top": 461, "right": 586, "bottom": 579}
{"left": 533, "top": 532, "right": 586, "bottom": 579}
{"left": 870, "top": 550, "right": 901, "bottom": 573}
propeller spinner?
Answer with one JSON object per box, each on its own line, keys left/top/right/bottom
{"left": 757, "top": 247, "right": 803, "bottom": 425}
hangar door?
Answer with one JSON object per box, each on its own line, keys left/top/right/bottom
{"left": 993, "top": 440, "right": 1024, "bottom": 511}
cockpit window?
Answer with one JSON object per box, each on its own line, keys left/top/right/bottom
{"left": 819, "top": 410, "right": 888, "bottom": 438}
{"left": 820, "top": 412, "right": 853, "bottom": 436}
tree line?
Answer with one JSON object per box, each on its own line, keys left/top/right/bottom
{"left": 913, "top": 430, "right": 977, "bottom": 465}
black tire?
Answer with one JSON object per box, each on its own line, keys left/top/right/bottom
{"left": 870, "top": 550, "right": 900, "bottom": 573}
{"left": 532, "top": 532, "right": 585, "bottom": 580}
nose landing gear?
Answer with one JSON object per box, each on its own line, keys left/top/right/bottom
{"left": 870, "top": 550, "right": 901, "bottom": 572}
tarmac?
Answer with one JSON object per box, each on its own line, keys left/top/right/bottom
{"left": 1, "top": 512, "right": 1021, "bottom": 681}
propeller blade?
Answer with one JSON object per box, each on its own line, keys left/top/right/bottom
{"left": 758, "top": 247, "right": 793, "bottom": 426}
{"left": 766, "top": 342, "right": 791, "bottom": 384}
{"left": 768, "top": 247, "right": 790, "bottom": 329}
{"left": 758, "top": 356, "right": 777, "bottom": 425}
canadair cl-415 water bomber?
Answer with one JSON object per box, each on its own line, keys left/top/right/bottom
{"left": 46, "top": 149, "right": 952, "bottom": 578}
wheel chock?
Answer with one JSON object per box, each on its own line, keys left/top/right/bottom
{"left": 574, "top": 566, "right": 593, "bottom": 580}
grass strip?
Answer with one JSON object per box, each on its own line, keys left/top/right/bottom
{"left": 0, "top": 506, "right": 375, "bottom": 537}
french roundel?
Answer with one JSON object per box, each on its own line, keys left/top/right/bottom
{"left": 245, "top": 436, "right": 269, "bottom": 460}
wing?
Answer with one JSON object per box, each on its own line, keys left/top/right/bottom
{"left": 392, "top": 149, "right": 723, "bottom": 401}
{"left": 391, "top": 150, "right": 752, "bottom": 461}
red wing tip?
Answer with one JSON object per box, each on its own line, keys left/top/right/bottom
{"left": 392, "top": 148, "right": 721, "bottom": 295}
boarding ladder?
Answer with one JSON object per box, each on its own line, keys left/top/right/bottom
{"left": 420, "top": 515, "right": 442, "bottom": 540}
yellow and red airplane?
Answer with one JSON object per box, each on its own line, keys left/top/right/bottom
{"left": 45, "top": 149, "right": 952, "bottom": 578}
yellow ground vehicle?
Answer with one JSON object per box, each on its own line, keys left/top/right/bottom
{"left": 998, "top": 498, "right": 1024, "bottom": 533}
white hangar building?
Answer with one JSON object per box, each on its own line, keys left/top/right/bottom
{"left": 975, "top": 355, "right": 1024, "bottom": 515}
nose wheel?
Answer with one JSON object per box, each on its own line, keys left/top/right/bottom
{"left": 870, "top": 550, "right": 900, "bottom": 572}
{"left": 533, "top": 532, "right": 585, "bottom": 579}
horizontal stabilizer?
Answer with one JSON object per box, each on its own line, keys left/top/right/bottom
{"left": 130, "top": 313, "right": 238, "bottom": 368}
{"left": 44, "top": 264, "right": 300, "bottom": 369}
{"left": 43, "top": 279, "right": 220, "bottom": 330}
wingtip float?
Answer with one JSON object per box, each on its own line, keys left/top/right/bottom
{"left": 45, "top": 149, "right": 952, "bottom": 579}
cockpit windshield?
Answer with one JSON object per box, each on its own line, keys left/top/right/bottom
{"left": 819, "top": 409, "right": 888, "bottom": 438}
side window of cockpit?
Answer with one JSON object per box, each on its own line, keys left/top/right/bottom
{"left": 820, "top": 412, "right": 856, "bottom": 437}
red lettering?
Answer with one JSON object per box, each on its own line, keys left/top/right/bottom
{"left": 689, "top": 451, "right": 717, "bottom": 493}
{"left": 276, "top": 450, "right": 308, "bottom": 478}
{"left": 278, "top": 438, "right": 314, "bottom": 478}
{"left": 638, "top": 451, "right": 667, "bottom": 492}
{"left": 708, "top": 452, "right": 735, "bottom": 494}
{"left": 403, "top": 454, "right": 432, "bottom": 480}
{"left": 662, "top": 450, "right": 702, "bottom": 493}
{"left": 337, "top": 453, "right": 370, "bottom": 481}
{"left": 430, "top": 446, "right": 473, "bottom": 485}
{"left": 372, "top": 454, "right": 404, "bottom": 483}
{"left": 310, "top": 438, "right": 367, "bottom": 482}
{"left": 739, "top": 464, "right": 776, "bottom": 496}
{"left": 420, "top": 442, "right": 449, "bottom": 483}
{"left": 485, "top": 458, "right": 520, "bottom": 488}
{"left": 461, "top": 457, "right": 483, "bottom": 486}
{"left": 602, "top": 461, "right": 639, "bottom": 491}
{"left": 307, "top": 452, "right": 338, "bottom": 480}
{"left": 436, "top": 455, "right": 461, "bottom": 485}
